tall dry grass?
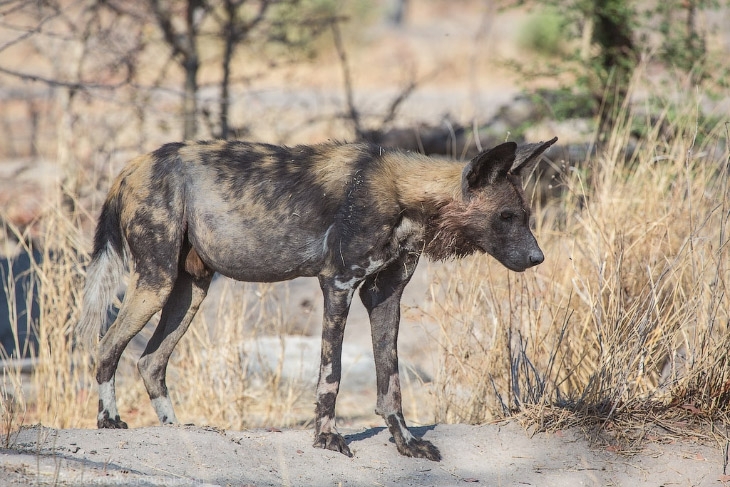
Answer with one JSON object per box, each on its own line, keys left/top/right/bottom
{"left": 429, "top": 93, "right": 730, "bottom": 438}
{"left": 0, "top": 193, "right": 96, "bottom": 438}
{"left": 157, "top": 280, "right": 315, "bottom": 429}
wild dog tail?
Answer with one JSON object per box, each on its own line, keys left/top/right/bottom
{"left": 76, "top": 186, "right": 126, "bottom": 349}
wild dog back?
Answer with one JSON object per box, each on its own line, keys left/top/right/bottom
{"left": 123, "top": 141, "right": 381, "bottom": 281}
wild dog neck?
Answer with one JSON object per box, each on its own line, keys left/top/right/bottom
{"left": 387, "top": 153, "right": 464, "bottom": 216}
{"left": 383, "top": 152, "right": 482, "bottom": 260}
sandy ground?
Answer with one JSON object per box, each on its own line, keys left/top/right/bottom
{"left": 1, "top": 421, "right": 726, "bottom": 486}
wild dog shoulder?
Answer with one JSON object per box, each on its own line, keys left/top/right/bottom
{"left": 326, "top": 215, "right": 422, "bottom": 291}
{"left": 390, "top": 215, "right": 424, "bottom": 253}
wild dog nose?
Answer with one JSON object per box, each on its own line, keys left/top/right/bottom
{"left": 529, "top": 249, "right": 544, "bottom": 266}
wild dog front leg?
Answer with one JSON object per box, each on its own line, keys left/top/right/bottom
{"left": 359, "top": 253, "right": 441, "bottom": 461}
{"left": 313, "top": 276, "right": 355, "bottom": 457}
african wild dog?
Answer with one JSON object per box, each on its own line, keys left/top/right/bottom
{"left": 76, "top": 136, "right": 557, "bottom": 461}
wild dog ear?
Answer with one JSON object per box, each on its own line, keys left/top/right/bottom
{"left": 462, "top": 141, "right": 517, "bottom": 193}
{"left": 511, "top": 136, "right": 558, "bottom": 180}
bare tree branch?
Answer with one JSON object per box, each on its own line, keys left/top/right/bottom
{"left": 148, "top": 0, "right": 208, "bottom": 139}
{"left": 0, "top": 0, "right": 32, "bottom": 17}
{"left": 380, "top": 79, "right": 417, "bottom": 128}
{"left": 0, "top": 5, "right": 60, "bottom": 54}
{"left": 0, "top": 65, "right": 124, "bottom": 91}
{"left": 149, "top": 0, "right": 188, "bottom": 59}
{"left": 380, "top": 66, "right": 439, "bottom": 129}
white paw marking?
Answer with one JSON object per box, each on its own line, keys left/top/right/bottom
{"left": 151, "top": 397, "right": 178, "bottom": 424}
{"left": 395, "top": 414, "right": 415, "bottom": 442}
{"left": 98, "top": 380, "right": 119, "bottom": 420}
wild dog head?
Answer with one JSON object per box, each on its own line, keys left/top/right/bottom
{"left": 424, "top": 137, "right": 557, "bottom": 271}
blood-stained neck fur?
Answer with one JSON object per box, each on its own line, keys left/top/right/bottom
{"left": 422, "top": 196, "right": 486, "bottom": 260}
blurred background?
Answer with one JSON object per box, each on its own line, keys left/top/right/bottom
{"left": 1, "top": 1, "right": 729, "bottom": 440}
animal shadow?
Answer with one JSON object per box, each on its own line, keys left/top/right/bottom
{"left": 345, "top": 424, "right": 438, "bottom": 446}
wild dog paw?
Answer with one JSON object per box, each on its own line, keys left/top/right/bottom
{"left": 313, "top": 432, "right": 352, "bottom": 457}
{"left": 397, "top": 437, "right": 441, "bottom": 461}
{"left": 96, "top": 412, "right": 127, "bottom": 430}
{"left": 97, "top": 416, "right": 128, "bottom": 429}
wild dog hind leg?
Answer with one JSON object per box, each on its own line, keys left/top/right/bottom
{"left": 97, "top": 272, "right": 174, "bottom": 428}
{"left": 137, "top": 260, "right": 212, "bottom": 425}
{"left": 359, "top": 252, "right": 441, "bottom": 461}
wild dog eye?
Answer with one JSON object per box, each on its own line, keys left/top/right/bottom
{"left": 500, "top": 211, "right": 515, "bottom": 221}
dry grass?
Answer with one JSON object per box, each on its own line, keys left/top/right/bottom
{"left": 427, "top": 87, "right": 730, "bottom": 445}
{"left": 163, "top": 281, "right": 315, "bottom": 429}
{"left": 1, "top": 193, "right": 97, "bottom": 433}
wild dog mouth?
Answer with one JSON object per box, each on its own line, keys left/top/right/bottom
{"left": 477, "top": 244, "right": 535, "bottom": 273}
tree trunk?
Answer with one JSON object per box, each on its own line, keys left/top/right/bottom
{"left": 592, "top": 0, "right": 637, "bottom": 136}
{"left": 220, "top": 21, "right": 234, "bottom": 140}
{"left": 150, "top": 0, "right": 202, "bottom": 140}
{"left": 182, "top": 0, "right": 201, "bottom": 140}
{"left": 183, "top": 54, "right": 199, "bottom": 140}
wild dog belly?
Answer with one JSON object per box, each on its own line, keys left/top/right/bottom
{"left": 185, "top": 198, "right": 332, "bottom": 282}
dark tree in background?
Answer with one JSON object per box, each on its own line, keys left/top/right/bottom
{"left": 589, "top": 0, "right": 637, "bottom": 133}
{"left": 512, "top": 0, "right": 723, "bottom": 137}
{"left": 147, "top": 0, "right": 334, "bottom": 140}
{"left": 214, "top": 0, "right": 273, "bottom": 139}
{"left": 657, "top": 0, "right": 715, "bottom": 83}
